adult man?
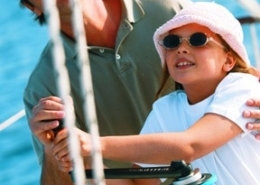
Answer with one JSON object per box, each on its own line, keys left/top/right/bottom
{"left": 21, "top": 0, "right": 260, "bottom": 185}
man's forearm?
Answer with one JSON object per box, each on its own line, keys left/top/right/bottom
{"left": 41, "top": 148, "right": 73, "bottom": 185}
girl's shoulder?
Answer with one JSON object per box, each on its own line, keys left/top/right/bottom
{"left": 218, "top": 72, "right": 259, "bottom": 90}
{"left": 224, "top": 72, "right": 258, "bottom": 82}
{"left": 215, "top": 72, "right": 260, "bottom": 99}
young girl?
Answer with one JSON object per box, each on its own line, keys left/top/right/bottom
{"left": 53, "top": 2, "right": 260, "bottom": 184}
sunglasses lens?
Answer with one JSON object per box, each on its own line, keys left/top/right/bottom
{"left": 161, "top": 32, "right": 208, "bottom": 49}
{"left": 162, "top": 35, "right": 180, "bottom": 49}
{"left": 189, "top": 32, "right": 207, "bottom": 47}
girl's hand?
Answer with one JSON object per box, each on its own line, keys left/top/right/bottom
{"left": 52, "top": 128, "right": 72, "bottom": 172}
{"left": 53, "top": 127, "right": 94, "bottom": 172}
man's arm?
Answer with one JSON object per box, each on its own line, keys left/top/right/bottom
{"left": 26, "top": 96, "right": 71, "bottom": 184}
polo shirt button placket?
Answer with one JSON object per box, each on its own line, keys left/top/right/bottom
{"left": 99, "top": 48, "right": 105, "bottom": 53}
{"left": 116, "top": 54, "right": 121, "bottom": 60}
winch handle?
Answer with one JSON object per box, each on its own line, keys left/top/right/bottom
{"left": 84, "top": 161, "right": 192, "bottom": 179}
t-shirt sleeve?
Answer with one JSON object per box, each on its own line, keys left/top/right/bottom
{"left": 206, "top": 73, "right": 260, "bottom": 136}
{"left": 139, "top": 111, "right": 162, "bottom": 135}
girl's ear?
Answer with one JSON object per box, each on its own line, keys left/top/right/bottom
{"left": 22, "top": 1, "right": 42, "bottom": 16}
{"left": 223, "top": 52, "right": 236, "bottom": 72}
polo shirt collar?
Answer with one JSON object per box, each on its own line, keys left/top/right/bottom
{"left": 60, "top": 0, "right": 145, "bottom": 59}
{"left": 61, "top": 33, "right": 77, "bottom": 60}
{"left": 123, "top": 0, "right": 145, "bottom": 23}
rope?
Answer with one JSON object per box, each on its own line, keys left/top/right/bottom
{"left": 43, "top": 0, "right": 86, "bottom": 185}
{"left": 0, "top": 109, "right": 25, "bottom": 131}
{"left": 236, "top": 0, "right": 260, "bottom": 68}
{"left": 69, "top": 0, "right": 105, "bottom": 184}
{"left": 236, "top": 0, "right": 260, "bottom": 18}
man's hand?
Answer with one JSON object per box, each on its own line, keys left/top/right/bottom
{"left": 29, "top": 96, "right": 66, "bottom": 147}
{"left": 243, "top": 99, "right": 260, "bottom": 140}
{"left": 29, "top": 96, "right": 75, "bottom": 185}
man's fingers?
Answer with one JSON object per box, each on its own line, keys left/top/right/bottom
{"left": 255, "top": 133, "right": 260, "bottom": 140}
{"left": 30, "top": 97, "right": 65, "bottom": 126}
{"left": 245, "top": 99, "right": 260, "bottom": 106}
{"left": 30, "top": 119, "right": 59, "bottom": 133}
{"left": 36, "top": 111, "right": 64, "bottom": 124}
{"left": 246, "top": 123, "right": 260, "bottom": 140}
{"left": 57, "top": 160, "right": 73, "bottom": 173}
{"left": 35, "top": 98, "right": 65, "bottom": 112}
{"left": 243, "top": 110, "right": 260, "bottom": 119}
{"left": 39, "top": 96, "right": 63, "bottom": 103}
{"left": 246, "top": 122, "right": 260, "bottom": 130}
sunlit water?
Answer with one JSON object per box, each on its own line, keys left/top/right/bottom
{"left": 0, "top": 1, "right": 48, "bottom": 185}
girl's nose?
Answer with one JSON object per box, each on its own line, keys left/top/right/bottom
{"left": 177, "top": 40, "right": 190, "bottom": 54}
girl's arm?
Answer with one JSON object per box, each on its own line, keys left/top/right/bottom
{"left": 100, "top": 113, "right": 242, "bottom": 164}
{"left": 52, "top": 128, "right": 161, "bottom": 185}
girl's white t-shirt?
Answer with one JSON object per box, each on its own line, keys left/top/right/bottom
{"left": 139, "top": 73, "right": 260, "bottom": 185}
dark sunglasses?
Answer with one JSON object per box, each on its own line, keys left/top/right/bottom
{"left": 159, "top": 32, "right": 225, "bottom": 50}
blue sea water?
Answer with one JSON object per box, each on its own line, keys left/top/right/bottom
{"left": 0, "top": 1, "right": 259, "bottom": 185}
{"left": 0, "top": 1, "right": 48, "bottom": 185}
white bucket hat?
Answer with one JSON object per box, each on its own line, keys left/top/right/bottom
{"left": 153, "top": 2, "right": 250, "bottom": 66}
